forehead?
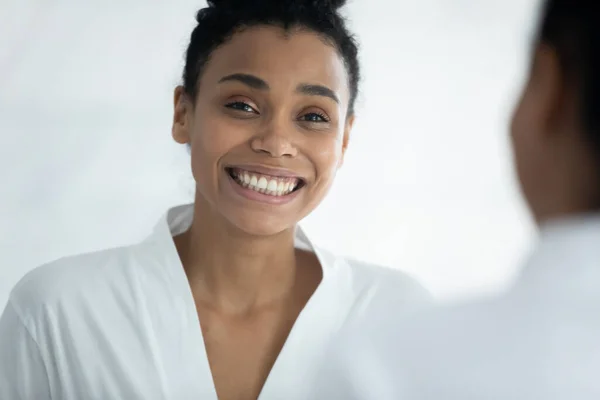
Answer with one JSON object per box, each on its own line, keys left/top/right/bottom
{"left": 200, "top": 25, "right": 350, "bottom": 102}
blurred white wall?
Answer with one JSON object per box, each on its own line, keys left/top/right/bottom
{"left": 0, "top": 0, "right": 541, "bottom": 308}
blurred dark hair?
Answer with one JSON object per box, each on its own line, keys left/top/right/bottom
{"left": 539, "top": 0, "right": 599, "bottom": 149}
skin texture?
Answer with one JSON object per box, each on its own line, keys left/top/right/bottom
{"left": 510, "top": 42, "right": 600, "bottom": 225}
{"left": 171, "top": 25, "right": 354, "bottom": 400}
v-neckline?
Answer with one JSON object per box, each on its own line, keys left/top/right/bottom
{"left": 166, "top": 224, "right": 339, "bottom": 400}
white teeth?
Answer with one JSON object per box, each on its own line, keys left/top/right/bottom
{"left": 267, "top": 179, "right": 278, "bottom": 192}
{"left": 231, "top": 168, "right": 301, "bottom": 197}
{"left": 257, "top": 177, "right": 268, "bottom": 190}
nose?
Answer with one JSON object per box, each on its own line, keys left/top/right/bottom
{"left": 250, "top": 124, "right": 298, "bottom": 158}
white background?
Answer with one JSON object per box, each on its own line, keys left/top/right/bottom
{"left": 0, "top": 0, "right": 541, "bottom": 309}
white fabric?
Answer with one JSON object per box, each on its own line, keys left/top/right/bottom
{"left": 311, "top": 214, "right": 600, "bottom": 400}
{"left": 0, "top": 203, "right": 430, "bottom": 400}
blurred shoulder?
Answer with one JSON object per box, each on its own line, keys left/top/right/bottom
{"left": 316, "top": 244, "right": 433, "bottom": 313}
{"left": 344, "top": 256, "right": 432, "bottom": 302}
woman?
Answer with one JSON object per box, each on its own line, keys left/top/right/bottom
{"left": 0, "top": 0, "right": 430, "bottom": 399}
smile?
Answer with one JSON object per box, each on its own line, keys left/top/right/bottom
{"left": 226, "top": 167, "right": 305, "bottom": 197}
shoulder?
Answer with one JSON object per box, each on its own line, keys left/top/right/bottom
{"left": 342, "top": 256, "right": 430, "bottom": 299}
{"left": 314, "top": 294, "right": 505, "bottom": 398}
{"left": 352, "top": 294, "right": 561, "bottom": 398}
{"left": 361, "top": 294, "right": 520, "bottom": 385}
{"left": 318, "top": 245, "right": 433, "bottom": 313}
{"left": 8, "top": 244, "right": 141, "bottom": 323}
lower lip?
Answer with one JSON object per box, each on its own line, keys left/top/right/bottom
{"left": 225, "top": 172, "right": 302, "bottom": 205}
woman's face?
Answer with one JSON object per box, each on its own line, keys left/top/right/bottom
{"left": 172, "top": 26, "right": 354, "bottom": 236}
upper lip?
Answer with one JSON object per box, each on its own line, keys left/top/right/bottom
{"left": 226, "top": 164, "right": 306, "bottom": 180}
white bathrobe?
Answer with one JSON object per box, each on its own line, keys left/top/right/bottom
{"left": 0, "top": 203, "right": 430, "bottom": 400}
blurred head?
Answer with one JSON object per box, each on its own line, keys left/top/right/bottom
{"left": 510, "top": 0, "right": 600, "bottom": 225}
{"left": 172, "top": 0, "right": 359, "bottom": 236}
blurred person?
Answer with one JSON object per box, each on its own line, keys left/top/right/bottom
{"left": 0, "top": 0, "right": 431, "bottom": 399}
{"left": 310, "top": 0, "right": 600, "bottom": 399}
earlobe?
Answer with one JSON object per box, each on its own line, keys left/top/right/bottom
{"left": 172, "top": 86, "right": 191, "bottom": 145}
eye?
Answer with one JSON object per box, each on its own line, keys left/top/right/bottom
{"left": 225, "top": 101, "right": 258, "bottom": 114}
{"left": 300, "top": 112, "right": 330, "bottom": 123}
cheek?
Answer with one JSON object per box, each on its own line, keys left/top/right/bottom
{"left": 511, "top": 103, "right": 529, "bottom": 174}
{"left": 509, "top": 92, "right": 543, "bottom": 201}
{"left": 310, "top": 136, "right": 345, "bottom": 182}
{"left": 190, "top": 112, "right": 250, "bottom": 161}
{"left": 509, "top": 101, "right": 523, "bottom": 151}
{"left": 510, "top": 89, "right": 536, "bottom": 160}
{"left": 192, "top": 121, "right": 233, "bottom": 154}
{"left": 188, "top": 116, "right": 250, "bottom": 190}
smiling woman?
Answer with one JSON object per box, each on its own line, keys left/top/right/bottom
{"left": 0, "top": 1, "right": 431, "bottom": 400}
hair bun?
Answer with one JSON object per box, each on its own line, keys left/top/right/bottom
{"left": 206, "top": 0, "right": 347, "bottom": 12}
{"left": 306, "top": 0, "right": 348, "bottom": 10}
{"left": 206, "top": 0, "right": 234, "bottom": 9}
{"left": 325, "top": 0, "right": 347, "bottom": 10}
{"left": 206, "top": 0, "right": 225, "bottom": 6}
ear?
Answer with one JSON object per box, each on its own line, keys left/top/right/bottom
{"left": 338, "top": 114, "right": 354, "bottom": 169}
{"left": 172, "top": 86, "right": 193, "bottom": 145}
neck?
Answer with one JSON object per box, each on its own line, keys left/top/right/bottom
{"left": 175, "top": 196, "right": 299, "bottom": 314}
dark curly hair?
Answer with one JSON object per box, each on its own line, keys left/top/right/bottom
{"left": 182, "top": 0, "right": 360, "bottom": 116}
{"left": 539, "top": 0, "right": 599, "bottom": 151}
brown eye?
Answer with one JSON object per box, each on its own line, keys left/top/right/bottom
{"left": 225, "top": 101, "right": 258, "bottom": 114}
{"left": 300, "top": 112, "right": 329, "bottom": 123}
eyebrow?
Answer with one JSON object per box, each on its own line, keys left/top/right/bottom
{"left": 218, "top": 73, "right": 269, "bottom": 89}
{"left": 297, "top": 83, "right": 339, "bottom": 104}
{"left": 218, "top": 73, "right": 339, "bottom": 104}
